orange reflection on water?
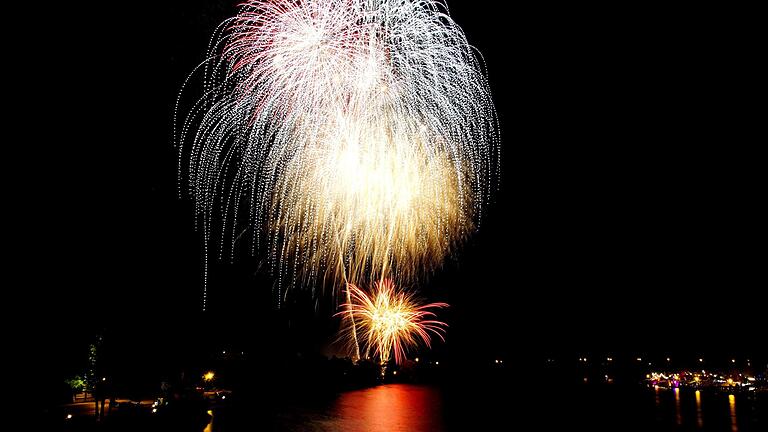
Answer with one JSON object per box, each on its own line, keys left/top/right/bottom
{"left": 203, "top": 409, "right": 213, "bottom": 432}
{"left": 729, "top": 394, "right": 738, "bottom": 432}
{"left": 674, "top": 387, "right": 682, "bottom": 425}
{"left": 333, "top": 384, "right": 444, "bottom": 432}
{"left": 695, "top": 390, "right": 703, "bottom": 428}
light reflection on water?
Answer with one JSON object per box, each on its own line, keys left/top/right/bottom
{"left": 655, "top": 385, "right": 661, "bottom": 408}
{"left": 695, "top": 390, "right": 703, "bottom": 428}
{"left": 205, "top": 383, "right": 762, "bottom": 431}
{"left": 653, "top": 387, "right": 753, "bottom": 431}
{"left": 204, "top": 409, "right": 213, "bottom": 432}
{"left": 321, "top": 384, "right": 756, "bottom": 431}
{"left": 329, "top": 384, "right": 444, "bottom": 432}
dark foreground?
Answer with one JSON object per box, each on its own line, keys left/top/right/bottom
{"left": 225, "top": 382, "right": 766, "bottom": 432}
{"left": 42, "top": 381, "right": 766, "bottom": 431}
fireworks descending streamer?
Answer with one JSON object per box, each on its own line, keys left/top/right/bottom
{"left": 339, "top": 279, "right": 447, "bottom": 365}
{"left": 177, "top": 0, "right": 498, "bottom": 309}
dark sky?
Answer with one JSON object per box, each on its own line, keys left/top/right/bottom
{"left": 29, "top": 1, "right": 763, "bottom": 380}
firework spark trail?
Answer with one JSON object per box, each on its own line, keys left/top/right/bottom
{"left": 177, "top": 0, "right": 498, "bottom": 307}
{"left": 339, "top": 279, "right": 447, "bottom": 365}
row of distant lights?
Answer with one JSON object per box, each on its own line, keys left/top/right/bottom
{"left": 214, "top": 353, "right": 751, "bottom": 365}
{"left": 209, "top": 353, "right": 749, "bottom": 367}
{"left": 574, "top": 357, "right": 750, "bottom": 365}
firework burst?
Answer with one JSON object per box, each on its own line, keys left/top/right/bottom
{"left": 177, "top": 0, "right": 498, "bottom": 307}
{"left": 339, "top": 279, "right": 447, "bottom": 365}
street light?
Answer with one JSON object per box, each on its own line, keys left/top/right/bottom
{"left": 203, "top": 371, "right": 215, "bottom": 381}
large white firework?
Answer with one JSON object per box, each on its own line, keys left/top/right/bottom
{"left": 177, "top": 0, "right": 498, "bottom": 307}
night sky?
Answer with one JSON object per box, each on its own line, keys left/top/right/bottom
{"left": 29, "top": 1, "right": 762, "bottom": 387}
